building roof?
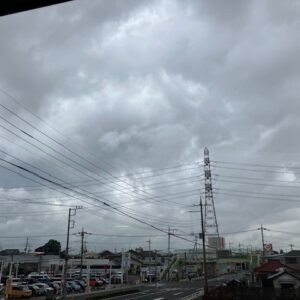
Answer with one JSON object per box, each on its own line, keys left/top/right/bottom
{"left": 0, "top": 249, "right": 20, "bottom": 255}
{"left": 253, "top": 260, "right": 297, "bottom": 273}
{"left": 267, "top": 270, "right": 300, "bottom": 281}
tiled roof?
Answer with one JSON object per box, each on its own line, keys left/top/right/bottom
{"left": 253, "top": 260, "right": 296, "bottom": 273}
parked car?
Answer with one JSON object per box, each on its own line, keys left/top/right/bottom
{"left": 89, "top": 278, "right": 103, "bottom": 287}
{"left": 74, "top": 280, "right": 86, "bottom": 291}
{"left": 11, "top": 278, "right": 22, "bottom": 286}
{"left": 7, "top": 285, "right": 32, "bottom": 298}
{"left": 68, "top": 281, "right": 81, "bottom": 292}
{"left": 47, "top": 282, "right": 61, "bottom": 294}
{"left": 65, "top": 281, "right": 73, "bottom": 293}
{"left": 34, "top": 283, "right": 53, "bottom": 295}
{"left": 28, "top": 284, "right": 42, "bottom": 296}
{"left": 110, "top": 275, "right": 122, "bottom": 284}
{"left": 99, "top": 277, "right": 109, "bottom": 285}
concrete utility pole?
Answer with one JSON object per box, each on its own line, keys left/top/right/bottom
{"left": 62, "top": 206, "right": 81, "bottom": 300}
{"left": 167, "top": 227, "right": 177, "bottom": 281}
{"left": 168, "top": 227, "right": 170, "bottom": 281}
{"left": 200, "top": 197, "right": 208, "bottom": 296}
{"left": 258, "top": 224, "right": 268, "bottom": 262}
{"left": 78, "top": 228, "right": 91, "bottom": 279}
{"left": 155, "top": 250, "right": 158, "bottom": 280}
{"left": 147, "top": 239, "right": 151, "bottom": 283}
{"left": 190, "top": 197, "right": 208, "bottom": 296}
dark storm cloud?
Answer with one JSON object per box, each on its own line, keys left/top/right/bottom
{"left": 0, "top": 0, "right": 299, "bottom": 251}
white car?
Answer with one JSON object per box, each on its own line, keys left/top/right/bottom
{"left": 34, "top": 283, "right": 53, "bottom": 295}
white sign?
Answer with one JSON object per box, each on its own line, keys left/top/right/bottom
{"left": 121, "top": 252, "right": 130, "bottom": 271}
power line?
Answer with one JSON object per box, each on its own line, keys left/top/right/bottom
{"left": 214, "top": 178, "right": 300, "bottom": 190}
{"left": 2, "top": 174, "right": 203, "bottom": 193}
{"left": 0, "top": 103, "right": 201, "bottom": 208}
{"left": 0, "top": 117, "right": 197, "bottom": 208}
{"left": 212, "top": 164, "right": 300, "bottom": 176}
{"left": 215, "top": 187, "right": 300, "bottom": 199}
{"left": 215, "top": 191, "right": 300, "bottom": 203}
{"left": 214, "top": 174, "right": 300, "bottom": 185}
{"left": 212, "top": 160, "right": 300, "bottom": 171}
{"left": 0, "top": 87, "right": 202, "bottom": 176}
{"left": 0, "top": 159, "right": 196, "bottom": 243}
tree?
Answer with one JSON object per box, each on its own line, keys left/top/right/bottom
{"left": 35, "top": 239, "right": 61, "bottom": 255}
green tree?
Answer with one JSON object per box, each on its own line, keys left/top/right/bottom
{"left": 35, "top": 239, "right": 61, "bottom": 255}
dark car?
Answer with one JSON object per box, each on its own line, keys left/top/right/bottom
{"left": 65, "top": 282, "right": 73, "bottom": 293}
{"left": 47, "top": 282, "right": 61, "bottom": 294}
{"left": 74, "top": 280, "right": 86, "bottom": 291}
{"left": 68, "top": 281, "right": 81, "bottom": 292}
{"left": 28, "top": 284, "right": 42, "bottom": 296}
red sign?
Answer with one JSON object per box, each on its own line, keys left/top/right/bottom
{"left": 264, "top": 244, "right": 273, "bottom": 251}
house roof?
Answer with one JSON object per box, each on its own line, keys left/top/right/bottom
{"left": 253, "top": 260, "right": 297, "bottom": 273}
{"left": 267, "top": 270, "right": 300, "bottom": 280}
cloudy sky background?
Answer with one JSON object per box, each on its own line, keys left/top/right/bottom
{"left": 0, "top": 0, "right": 300, "bottom": 254}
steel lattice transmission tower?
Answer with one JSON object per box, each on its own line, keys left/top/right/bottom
{"left": 203, "top": 147, "right": 220, "bottom": 240}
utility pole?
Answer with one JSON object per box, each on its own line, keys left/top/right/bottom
{"left": 200, "top": 197, "right": 208, "bottom": 296}
{"left": 184, "top": 251, "right": 187, "bottom": 278}
{"left": 190, "top": 197, "right": 208, "bottom": 296}
{"left": 167, "top": 227, "right": 177, "bottom": 281}
{"left": 24, "top": 237, "right": 29, "bottom": 254}
{"left": 168, "top": 227, "right": 170, "bottom": 281}
{"left": 78, "top": 228, "right": 91, "bottom": 279}
{"left": 155, "top": 250, "right": 158, "bottom": 281}
{"left": 62, "top": 206, "right": 81, "bottom": 300}
{"left": 289, "top": 244, "right": 294, "bottom": 251}
{"left": 258, "top": 224, "right": 268, "bottom": 262}
{"left": 147, "top": 239, "right": 151, "bottom": 283}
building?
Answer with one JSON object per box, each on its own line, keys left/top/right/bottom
{"left": 267, "top": 270, "right": 300, "bottom": 289}
{"left": 0, "top": 253, "right": 61, "bottom": 275}
{"left": 253, "top": 260, "right": 297, "bottom": 287}
{"left": 278, "top": 250, "right": 300, "bottom": 272}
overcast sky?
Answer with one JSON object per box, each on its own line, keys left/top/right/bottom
{"left": 0, "top": 0, "right": 300, "bottom": 254}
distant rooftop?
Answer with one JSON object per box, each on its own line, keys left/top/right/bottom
{"left": 284, "top": 250, "right": 300, "bottom": 257}
{"left": 253, "top": 260, "right": 297, "bottom": 273}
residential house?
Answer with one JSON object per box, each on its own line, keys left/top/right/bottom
{"left": 253, "top": 260, "right": 297, "bottom": 287}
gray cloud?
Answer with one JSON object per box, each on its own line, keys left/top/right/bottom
{"left": 0, "top": 0, "right": 299, "bottom": 253}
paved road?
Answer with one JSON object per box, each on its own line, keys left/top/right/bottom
{"left": 26, "top": 275, "right": 236, "bottom": 300}
{"left": 104, "top": 282, "right": 203, "bottom": 300}
{"left": 104, "top": 274, "right": 237, "bottom": 300}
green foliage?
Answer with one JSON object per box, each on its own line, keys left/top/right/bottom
{"left": 35, "top": 239, "right": 61, "bottom": 255}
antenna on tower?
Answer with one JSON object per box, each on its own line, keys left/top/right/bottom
{"left": 203, "top": 147, "right": 220, "bottom": 245}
